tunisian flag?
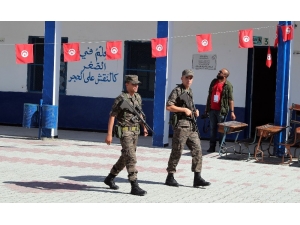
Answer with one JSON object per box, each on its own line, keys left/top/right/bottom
{"left": 266, "top": 46, "right": 272, "bottom": 68}
{"left": 238, "top": 29, "right": 253, "bottom": 48}
{"left": 106, "top": 41, "right": 122, "bottom": 60}
{"left": 151, "top": 38, "right": 167, "bottom": 58}
{"left": 274, "top": 26, "right": 279, "bottom": 47}
{"left": 15, "top": 44, "right": 34, "bottom": 64}
{"left": 196, "top": 34, "right": 212, "bottom": 52}
{"left": 281, "top": 25, "right": 294, "bottom": 42}
{"left": 63, "top": 43, "right": 80, "bottom": 62}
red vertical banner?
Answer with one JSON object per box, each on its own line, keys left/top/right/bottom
{"left": 151, "top": 38, "right": 167, "bottom": 58}
{"left": 196, "top": 34, "right": 212, "bottom": 52}
{"left": 281, "top": 25, "right": 294, "bottom": 42}
{"left": 15, "top": 44, "right": 34, "bottom": 64}
{"left": 266, "top": 46, "right": 272, "bottom": 68}
{"left": 274, "top": 25, "right": 279, "bottom": 47}
{"left": 63, "top": 43, "right": 80, "bottom": 62}
{"left": 238, "top": 29, "right": 253, "bottom": 48}
{"left": 106, "top": 41, "right": 122, "bottom": 60}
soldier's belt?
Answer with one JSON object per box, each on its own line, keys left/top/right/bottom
{"left": 121, "top": 126, "right": 139, "bottom": 132}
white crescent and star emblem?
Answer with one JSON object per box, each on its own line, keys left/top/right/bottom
{"left": 267, "top": 54, "right": 271, "bottom": 60}
{"left": 111, "top": 47, "right": 118, "bottom": 54}
{"left": 243, "top": 36, "right": 250, "bottom": 42}
{"left": 68, "top": 49, "right": 76, "bottom": 56}
{"left": 201, "top": 39, "right": 208, "bottom": 46}
{"left": 156, "top": 44, "right": 163, "bottom": 52}
{"left": 286, "top": 27, "right": 291, "bottom": 34}
{"left": 21, "top": 50, "right": 29, "bottom": 58}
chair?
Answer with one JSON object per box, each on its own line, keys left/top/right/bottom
{"left": 279, "top": 127, "right": 300, "bottom": 164}
{"left": 237, "top": 128, "right": 260, "bottom": 161}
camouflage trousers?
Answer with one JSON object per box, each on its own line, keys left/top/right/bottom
{"left": 167, "top": 124, "right": 202, "bottom": 173}
{"left": 110, "top": 131, "right": 139, "bottom": 182}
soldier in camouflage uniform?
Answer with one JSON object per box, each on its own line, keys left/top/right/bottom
{"left": 104, "top": 75, "right": 148, "bottom": 196}
{"left": 165, "top": 69, "right": 211, "bottom": 188}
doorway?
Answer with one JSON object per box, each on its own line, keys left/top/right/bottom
{"left": 245, "top": 46, "right": 278, "bottom": 137}
{"left": 123, "top": 41, "right": 156, "bottom": 99}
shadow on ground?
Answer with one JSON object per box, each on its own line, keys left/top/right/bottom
{"left": 60, "top": 175, "right": 165, "bottom": 186}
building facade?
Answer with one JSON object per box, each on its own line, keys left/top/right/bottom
{"left": 0, "top": 21, "right": 299, "bottom": 153}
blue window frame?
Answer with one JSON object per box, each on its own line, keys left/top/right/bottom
{"left": 124, "top": 41, "right": 156, "bottom": 99}
{"left": 27, "top": 36, "right": 68, "bottom": 94}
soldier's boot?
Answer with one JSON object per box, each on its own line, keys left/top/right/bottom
{"left": 193, "top": 172, "right": 211, "bottom": 187}
{"left": 206, "top": 143, "right": 216, "bottom": 153}
{"left": 104, "top": 173, "right": 119, "bottom": 190}
{"left": 130, "top": 180, "right": 147, "bottom": 196}
{"left": 165, "top": 173, "right": 179, "bottom": 187}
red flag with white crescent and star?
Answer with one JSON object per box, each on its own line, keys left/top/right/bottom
{"left": 274, "top": 25, "right": 279, "bottom": 47}
{"left": 238, "top": 29, "right": 253, "bottom": 48}
{"left": 106, "top": 41, "right": 122, "bottom": 60}
{"left": 196, "top": 34, "right": 212, "bottom": 52}
{"left": 151, "top": 38, "right": 167, "bottom": 58}
{"left": 15, "top": 44, "right": 34, "bottom": 64}
{"left": 266, "top": 46, "right": 272, "bottom": 68}
{"left": 63, "top": 43, "right": 80, "bottom": 62}
{"left": 281, "top": 25, "right": 294, "bottom": 42}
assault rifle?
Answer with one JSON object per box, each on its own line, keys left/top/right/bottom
{"left": 119, "top": 98, "right": 155, "bottom": 134}
{"left": 179, "top": 92, "right": 201, "bottom": 138}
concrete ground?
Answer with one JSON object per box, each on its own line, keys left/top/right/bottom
{"left": 0, "top": 125, "right": 299, "bottom": 223}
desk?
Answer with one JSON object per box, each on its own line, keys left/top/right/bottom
{"left": 218, "top": 121, "right": 248, "bottom": 159}
{"left": 289, "top": 103, "right": 300, "bottom": 126}
{"left": 254, "top": 124, "right": 286, "bottom": 162}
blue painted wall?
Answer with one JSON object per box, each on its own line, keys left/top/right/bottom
{"left": 0, "top": 91, "right": 245, "bottom": 141}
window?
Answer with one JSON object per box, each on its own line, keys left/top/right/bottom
{"left": 27, "top": 36, "right": 68, "bottom": 94}
{"left": 124, "top": 41, "right": 155, "bottom": 99}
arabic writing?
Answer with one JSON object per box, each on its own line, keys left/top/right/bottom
{"left": 69, "top": 72, "right": 118, "bottom": 83}
{"left": 192, "top": 54, "right": 217, "bottom": 70}
{"left": 69, "top": 45, "right": 119, "bottom": 84}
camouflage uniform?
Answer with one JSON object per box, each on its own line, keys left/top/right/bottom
{"left": 166, "top": 84, "right": 202, "bottom": 173}
{"left": 109, "top": 91, "right": 142, "bottom": 182}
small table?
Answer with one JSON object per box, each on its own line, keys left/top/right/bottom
{"left": 218, "top": 121, "right": 248, "bottom": 159}
{"left": 254, "top": 124, "right": 286, "bottom": 162}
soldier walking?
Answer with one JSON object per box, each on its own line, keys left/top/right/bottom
{"left": 165, "top": 69, "right": 211, "bottom": 187}
{"left": 104, "top": 75, "right": 148, "bottom": 196}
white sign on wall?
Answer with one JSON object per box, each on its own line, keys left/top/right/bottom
{"left": 192, "top": 54, "right": 217, "bottom": 70}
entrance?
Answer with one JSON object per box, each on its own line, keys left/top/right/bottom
{"left": 245, "top": 46, "right": 278, "bottom": 137}
{"left": 123, "top": 41, "right": 156, "bottom": 99}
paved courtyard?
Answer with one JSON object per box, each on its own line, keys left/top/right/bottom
{"left": 1, "top": 125, "right": 300, "bottom": 204}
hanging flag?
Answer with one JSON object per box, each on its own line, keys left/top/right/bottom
{"left": 151, "top": 38, "right": 167, "bottom": 58}
{"left": 266, "top": 46, "right": 272, "bottom": 68}
{"left": 281, "top": 25, "right": 294, "bottom": 42}
{"left": 196, "top": 34, "right": 212, "bottom": 52}
{"left": 106, "top": 41, "right": 122, "bottom": 60}
{"left": 15, "top": 44, "right": 34, "bottom": 64}
{"left": 63, "top": 43, "right": 80, "bottom": 62}
{"left": 274, "top": 26, "right": 279, "bottom": 47}
{"left": 238, "top": 29, "right": 253, "bottom": 48}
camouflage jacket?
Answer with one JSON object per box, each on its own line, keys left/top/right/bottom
{"left": 206, "top": 78, "right": 234, "bottom": 116}
{"left": 110, "top": 91, "right": 142, "bottom": 127}
{"left": 167, "top": 84, "right": 194, "bottom": 126}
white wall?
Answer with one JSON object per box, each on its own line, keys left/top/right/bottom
{"left": 1, "top": 21, "right": 299, "bottom": 108}
{"left": 171, "top": 21, "right": 278, "bottom": 107}
{"left": 0, "top": 21, "right": 44, "bottom": 92}
{"left": 289, "top": 21, "right": 300, "bottom": 107}
{"left": 61, "top": 21, "right": 157, "bottom": 98}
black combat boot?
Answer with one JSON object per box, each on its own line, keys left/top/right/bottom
{"left": 206, "top": 143, "right": 216, "bottom": 153}
{"left": 165, "top": 173, "right": 179, "bottom": 187}
{"left": 193, "top": 172, "right": 211, "bottom": 187}
{"left": 104, "top": 173, "right": 119, "bottom": 190}
{"left": 130, "top": 180, "right": 147, "bottom": 196}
